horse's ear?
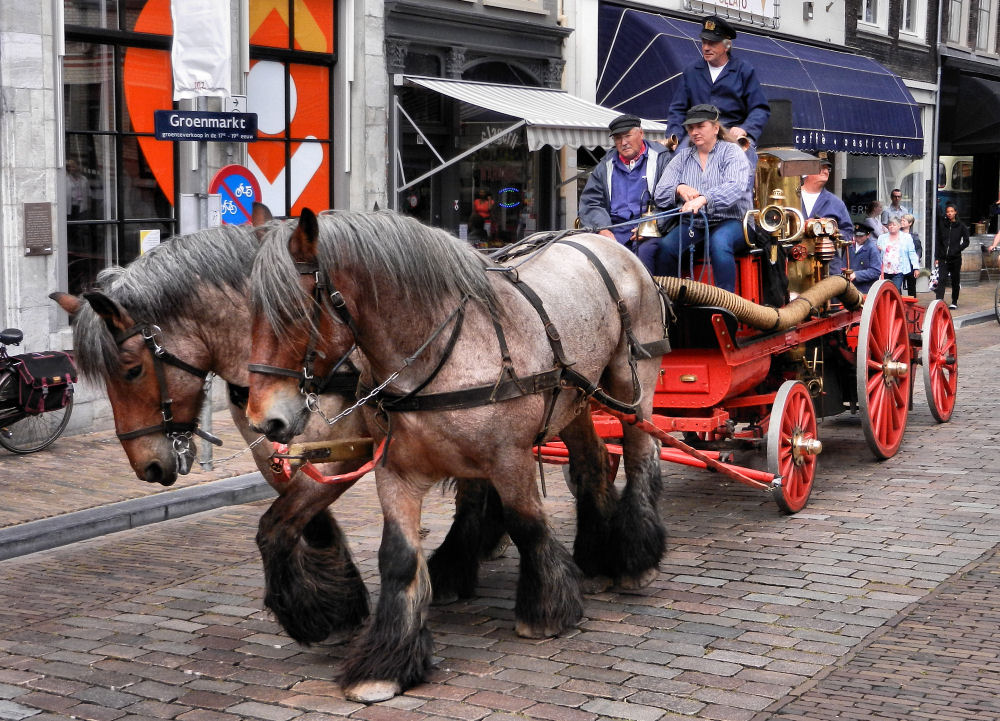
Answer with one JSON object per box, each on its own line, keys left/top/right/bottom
{"left": 83, "top": 291, "right": 135, "bottom": 336}
{"left": 49, "top": 291, "right": 83, "bottom": 317}
{"left": 289, "top": 208, "right": 319, "bottom": 263}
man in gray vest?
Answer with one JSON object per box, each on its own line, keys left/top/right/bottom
{"left": 578, "top": 114, "right": 673, "bottom": 273}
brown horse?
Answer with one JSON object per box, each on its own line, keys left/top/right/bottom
{"left": 247, "top": 209, "right": 668, "bottom": 702}
{"left": 52, "top": 224, "right": 373, "bottom": 643}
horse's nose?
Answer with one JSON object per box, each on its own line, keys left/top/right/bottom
{"left": 143, "top": 461, "right": 176, "bottom": 487}
{"left": 256, "top": 417, "right": 293, "bottom": 444}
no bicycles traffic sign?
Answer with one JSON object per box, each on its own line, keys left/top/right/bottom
{"left": 209, "top": 165, "right": 261, "bottom": 225}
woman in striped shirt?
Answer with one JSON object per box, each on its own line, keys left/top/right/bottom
{"left": 652, "top": 104, "right": 753, "bottom": 292}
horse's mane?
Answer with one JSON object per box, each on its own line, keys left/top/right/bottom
{"left": 73, "top": 223, "right": 260, "bottom": 382}
{"left": 253, "top": 210, "right": 501, "bottom": 337}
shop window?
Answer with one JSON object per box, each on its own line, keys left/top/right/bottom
{"left": 248, "top": 1, "right": 336, "bottom": 217}
{"left": 64, "top": 0, "right": 175, "bottom": 295}
{"left": 63, "top": 0, "right": 336, "bottom": 294}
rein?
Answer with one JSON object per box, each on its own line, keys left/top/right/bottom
{"left": 112, "top": 323, "right": 223, "bottom": 474}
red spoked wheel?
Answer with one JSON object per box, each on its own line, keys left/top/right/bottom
{"left": 920, "top": 299, "right": 958, "bottom": 423}
{"left": 856, "top": 280, "right": 911, "bottom": 459}
{"left": 767, "top": 380, "right": 821, "bottom": 514}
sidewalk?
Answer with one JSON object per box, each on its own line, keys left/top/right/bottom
{"left": 0, "top": 408, "right": 273, "bottom": 559}
{"left": 0, "top": 279, "right": 995, "bottom": 560}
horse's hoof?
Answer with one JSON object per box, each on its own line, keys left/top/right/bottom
{"left": 580, "top": 575, "right": 613, "bottom": 594}
{"left": 617, "top": 566, "right": 659, "bottom": 592}
{"left": 515, "top": 620, "right": 561, "bottom": 639}
{"left": 343, "top": 680, "right": 401, "bottom": 704}
{"left": 484, "top": 533, "right": 511, "bottom": 561}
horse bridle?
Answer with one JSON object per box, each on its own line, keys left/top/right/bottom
{"left": 247, "top": 262, "right": 362, "bottom": 405}
{"left": 113, "top": 324, "right": 222, "bottom": 472}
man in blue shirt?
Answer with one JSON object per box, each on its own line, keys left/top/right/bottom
{"left": 666, "top": 15, "right": 770, "bottom": 170}
{"left": 578, "top": 114, "right": 673, "bottom": 273}
{"left": 800, "top": 159, "right": 853, "bottom": 241}
{"left": 653, "top": 104, "right": 752, "bottom": 293}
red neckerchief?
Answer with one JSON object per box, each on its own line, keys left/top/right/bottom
{"left": 619, "top": 141, "right": 647, "bottom": 167}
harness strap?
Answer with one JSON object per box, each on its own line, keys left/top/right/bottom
{"left": 559, "top": 239, "right": 659, "bottom": 361}
{"left": 361, "top": 367, "right": 564, "bottom": 413}
{"left": 503, "top": 276, "right": 572, "bottom": 368}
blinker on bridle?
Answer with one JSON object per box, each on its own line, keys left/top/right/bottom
{"left": 113, "top": 323, "right": 222, "bottom": 473}
{"left": 247, "top": 261, "right": 361, "bottom": 402}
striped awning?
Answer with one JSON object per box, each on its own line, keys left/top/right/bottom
{"left": 403, "top": 75, "right": 667, "bottom": 151}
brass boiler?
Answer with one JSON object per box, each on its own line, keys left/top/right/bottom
{"left": 743, "top": 150, "right": 840, "bottom": 295}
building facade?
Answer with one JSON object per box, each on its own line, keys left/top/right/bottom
{"left": 1, "top": 0, "right": 379, "bottom": 431}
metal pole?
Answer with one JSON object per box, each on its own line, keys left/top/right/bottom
{"left": 196, "top": 96, "right": 213, "bottom": 471}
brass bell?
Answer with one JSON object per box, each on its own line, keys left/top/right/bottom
{"left": 636, "top": 201, "right": 662, "bottom": 239}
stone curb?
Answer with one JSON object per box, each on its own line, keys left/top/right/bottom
{"left": 0, "top": 473, "right": 275, "bottom": 561}
{"left": 954, "top": 308, "right": 995, "bottom": 328}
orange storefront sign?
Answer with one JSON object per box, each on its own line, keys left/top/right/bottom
{"left": 123, "top": 0, "right": 333, "bottom": 215}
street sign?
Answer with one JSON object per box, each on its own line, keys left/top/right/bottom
{"left": 209, "top": 165, "right": 262, "bottom": 225}
{"left": 154, "top": 110, "right": 257, "bottom": 142}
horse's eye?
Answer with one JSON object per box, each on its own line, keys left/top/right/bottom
{"left": 124, "top": 365, "right": 143, "bottom": 381}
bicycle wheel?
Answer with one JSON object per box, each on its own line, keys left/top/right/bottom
{"left": 994, "top": 280, "right": 1000, "bottom": 327}
{"left": 0, "top": 397, "right": 73, "bottom": 453}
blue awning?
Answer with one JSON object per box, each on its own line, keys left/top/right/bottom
{"left": 596, "top": 5, "right": 923, "bottom": 156}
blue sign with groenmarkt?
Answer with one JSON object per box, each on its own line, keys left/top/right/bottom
{"left": 154, "top": 110, "right": 258, "bottom": 142}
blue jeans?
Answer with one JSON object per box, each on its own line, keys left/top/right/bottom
{"left": 653, "top": 218, "right": 746, "bottom": 292}
{"left": 883, "top": 272, "right": 904, "bottom": 291}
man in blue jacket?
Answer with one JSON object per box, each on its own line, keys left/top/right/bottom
{"left": 578, "top": 113, "right": 673, "bottom": 273}
{"left": 800, "top": 158, "right": 853, "bottom": 241}
{"left": 832, "top": 221, "right": 882, "bottom": 293}
{"left": 666, "top": 15, "right": 770, "bottom": 171}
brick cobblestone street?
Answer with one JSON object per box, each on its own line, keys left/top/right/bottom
{"left": 0, "top": 287, "right": 998, "bottom": 720}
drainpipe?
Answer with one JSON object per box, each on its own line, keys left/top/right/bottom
{"left": 930, "top": 0, "right": 944, "bottom": 266}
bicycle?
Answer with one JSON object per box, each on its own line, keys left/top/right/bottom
{"left": 0, "top": 328, "right": 75, "bottom": 453}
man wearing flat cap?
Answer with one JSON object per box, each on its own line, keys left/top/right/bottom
{"left": 578, "top": 113, "right": 673, "bottom": 273}
{"left": 831, "top": 220, "right": 882, "bottom": 293}
{"left": 666, "top": 15, "right": 770, "bottom": 165}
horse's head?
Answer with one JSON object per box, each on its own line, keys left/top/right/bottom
{"left": 52, "top": 291, "right": 212, "bottom": 486}
{"left": 248, "top": 209, "right": 358, "bottom": 444}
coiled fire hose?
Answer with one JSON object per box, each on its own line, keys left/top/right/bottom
{"left": 653, "top": 274, "right": 864, "bottom": 332}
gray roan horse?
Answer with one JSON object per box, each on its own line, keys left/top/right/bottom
{"left": 50, "top": 224, "right": 502, "bottom": 645}
{"left": 247, "top": 209, "right": 669, "bottom": 702}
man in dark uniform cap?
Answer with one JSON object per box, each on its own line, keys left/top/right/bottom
{"left": 666, "top": 15, "right": 770, "bottom": 168}
{"left": 578, "top": 113, "right": 673, "bottom": 273}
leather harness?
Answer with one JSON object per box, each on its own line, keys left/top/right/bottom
{"left": 280, "top": 233, "right": 671, "bottom": 446}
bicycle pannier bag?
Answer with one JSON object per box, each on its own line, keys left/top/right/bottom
{"left": 14, "top": 351, "right": 77, "bottom": 413}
